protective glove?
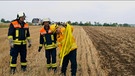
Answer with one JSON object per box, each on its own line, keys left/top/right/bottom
{"left": 9, "top": 38, "right": 14, "bottom": 48}
{"left": 27, "top": 39, "right": 32, "bottom": 48}
{"left": 38, "top": 47, "right": 42, "bottom": 52}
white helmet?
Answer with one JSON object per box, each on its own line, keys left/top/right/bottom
{"left": 42, "top": 18, "right": 50, "bottom": 22}
{"left": 42, "top": 18, "right": 51, "bottom": 25}
{"left": 17, "top": 12, "right": 26, "bottom": 19}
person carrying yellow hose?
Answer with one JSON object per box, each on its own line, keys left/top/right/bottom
{"left": 56, "top": 22, "right": 77, "bottom": 76}
{"left": 8, "top": 12, "right": 31, "bottom": 74}
{"left": 38, "top": 18, "right": 58, "bottom": 72}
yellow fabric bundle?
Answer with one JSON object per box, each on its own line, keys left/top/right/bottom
{"left": 59, "top": 24, "right": 76, "bottom": 67}
{"left": 50, "top": 24, "right": 58, "bottom": 33}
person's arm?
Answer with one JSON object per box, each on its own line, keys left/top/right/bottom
{"left": 8, "top": 23, "right": 14, "bottom": 39}
{"left": 38, "top": 34, "right": 44, "bottom": 52}
{"left": 8, "top": 23, "right": 14, "bottom": 48}
{"left": 26, "top": 28, "right": 30, "bottom": 39}
{"left": 26, "top": 28, "right": 32, "bottom": 48}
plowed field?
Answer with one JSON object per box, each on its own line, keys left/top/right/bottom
{"left": 0, "top": 26, "right": 135, "bottom": 76}
{"left": 83, "top": 26, "right": 135, "bottom": 76}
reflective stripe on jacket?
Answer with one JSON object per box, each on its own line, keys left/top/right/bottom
{"left": 8, "top": 20, "right": 30, "bottom": 45}
{"left": 39, "top": 26, "right": 57, "bottom": 50}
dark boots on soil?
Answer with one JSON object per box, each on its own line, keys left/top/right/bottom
{"left": 10, "top": 67, "right": 16, "bottom": 74}
{"left": 21, "top": 66, "right": 27, "bottom": 72}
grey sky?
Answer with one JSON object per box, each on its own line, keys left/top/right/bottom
{"left": 0, "top": 1, "right": 135, "bottom": 24}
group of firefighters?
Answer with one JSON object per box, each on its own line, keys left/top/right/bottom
{"left": 7, "top": 12, "right": 77, "bottom": 76}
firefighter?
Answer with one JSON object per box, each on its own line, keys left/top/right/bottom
{"left": 8, "top": 12, "right": 31, "bottom": 74}
{"left": 56, "top": 22, "right": 77, "bottom": 76}
{"left": 38, "top": 18, "right": 57, "bottom": 72}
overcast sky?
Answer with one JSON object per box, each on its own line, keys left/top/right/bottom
{"left": 0, "top": 1, "right": 135, "bottom": 24}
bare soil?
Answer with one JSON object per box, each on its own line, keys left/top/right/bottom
{"left": 83, "top": 26, "right": 135, "bottom": 76}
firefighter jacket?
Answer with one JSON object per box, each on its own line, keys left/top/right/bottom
{"left": 39, "top": 25, "right": 57, "bottom": 50}
{"left": 8, "top": 20, "right": 30, "bottom": 45}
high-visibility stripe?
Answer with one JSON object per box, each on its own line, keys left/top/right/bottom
{"left": 14, "top": 43, "right": 26, "bottom": 45}
{"left": 14, "top": 40, "right": 27, "bottom": 42}
{"left": 27, "top": 37, "right": 30, "bottom": 40}
{"left": 13, "top": 40, "right": 27, "bottom": 45}
{"left": 10, "top": 56, "right": 16, "bottom": 67}
{"left": 44, "top": 43, "right": 57, "bottom": 50}
{"left": 51, "top": 35, "right": 54, "bottom": 40}
{"left": 16, "top": 29, "right": 19, "bottom": 37}
{"left": 43, "top": 37, "right": 46, "bottom": 42}
{"left": 21, "top": 62, "right": 27, "bottom": 66}
{"left": 39, "top": 44, "right": 43, "bottom": 47}
{"left": 51, "top": 63, "right": 57, "bottom": 67}
{"left": 10, "top": 64, "right": 17, "bottom": 67}
{"left": 8, "top": 36, "right": 13, "bottom": 39}
{"left": 45, "top": 46, "right": 56, "bottom": 50}
{"left": 10, "top": 56, "right": 12, "bottom": 65}
{"left": 46, "top": 64, "right": 51, "bottom": 68}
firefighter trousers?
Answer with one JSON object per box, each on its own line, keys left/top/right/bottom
{"left": 10, "top": 45, "right": 27, "bottom": 68}
{"left": 61, "top": 49, "right": 77, "bottom": 76}
{"left": 45, "top": 48, "right": 57, "bottom": 68}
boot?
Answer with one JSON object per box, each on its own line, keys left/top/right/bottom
{"left": 10, "top": 67, "right": 16, "bottom": 74}
{"left": 21, "top": 66, "right": 27, "bottom": 71}
{"left": 52, "top": 67, "right": 57, "bottom": 73}
{"left": 47, "top": 67, "right": 51, "bottom": 71}
{"left": 60, "top": 72, "right": 66, "bottom": 76}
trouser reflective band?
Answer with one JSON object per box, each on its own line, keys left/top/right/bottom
{"left": 8, "top": 36, "right": 13, "bottom": 39}
{"left": 10, "top": 56, "right": 17, "bottom": 67}
{"left": 21, "top": 62, "right": 27, "bottom": 66}
{"left": 46, "top": 64, "right": 51, "bottom": 68}
{"left": 10, "top": 64, "right": 17, "bottom": 67}
{"left": 51, "top": 63, "right": 57, "bottom": 67}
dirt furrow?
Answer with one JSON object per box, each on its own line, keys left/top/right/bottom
{"left": 83, "top": 26, "right": 135, "bottom": 75}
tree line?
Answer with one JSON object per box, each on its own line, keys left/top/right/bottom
{"left": 0, "top": 18, "right": 11, "bottom": 23}
{"left": 0, "top": 18, "right": 132, "bottom": 27}
{"left": 70, "top": 21, "right": 131, "bottom": 27}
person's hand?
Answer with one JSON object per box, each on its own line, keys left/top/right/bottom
{"left": 10, "top": 42, "right": 14, "bottom": 48}
{"left": 38, "top": 47, "right": 42, "bottom": 52}
{"left": 28, "top": 39, "right": 32, "bottom": 48}
{"left": 28, "top": 44, "right": 31, "bottom": 48}
{"left": 9, "top": 38, "right": 14, "bottom": 48}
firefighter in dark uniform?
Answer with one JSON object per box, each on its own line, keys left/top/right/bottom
{"left": 8, "top": 12, "right": 31, "bottom": 74}
{"left": 38, "top": 18, "right": 57, "bottom": 72}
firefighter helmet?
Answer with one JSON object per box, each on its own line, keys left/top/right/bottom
{"left": 42, "top": 18, "right": 51, "bottom": 25}
{"left": 42, "top": 18, "right": 50, "bottom": 22}
{"left": 17, "top": 12, "right": 26, "bottom": 19}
